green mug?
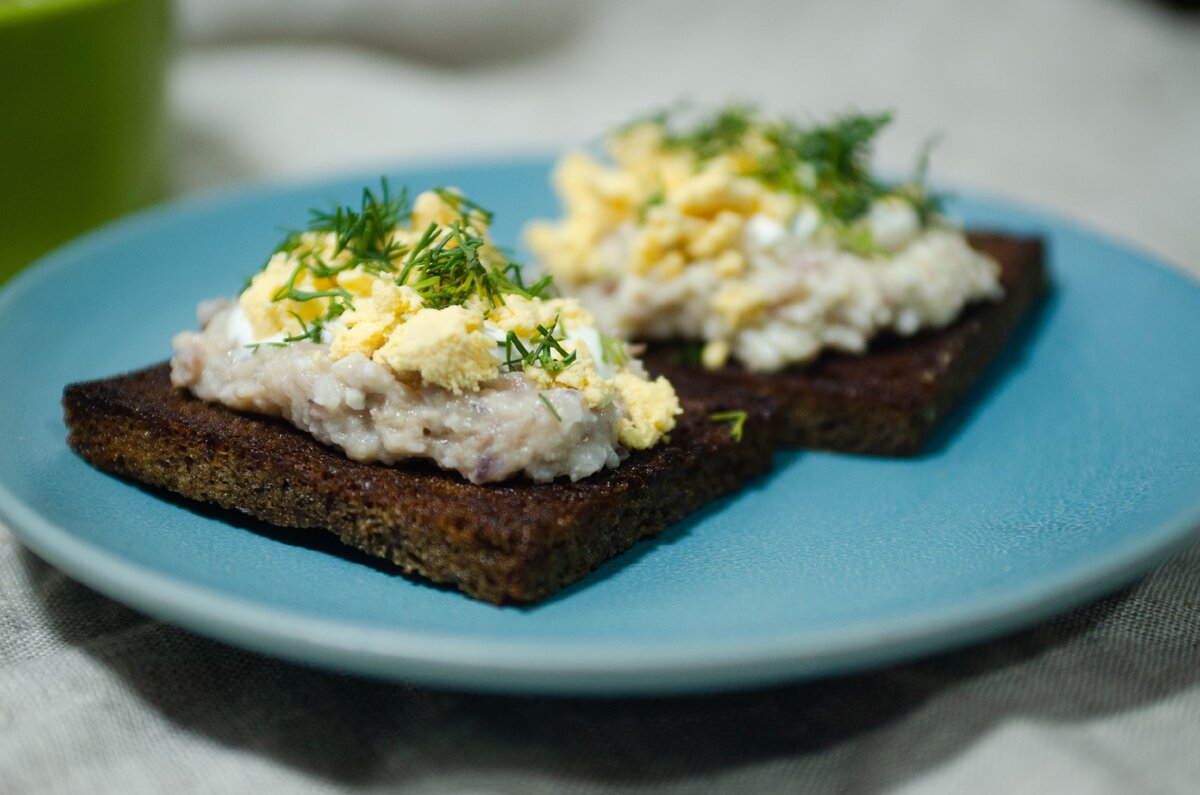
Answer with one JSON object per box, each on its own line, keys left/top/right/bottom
{"left": 0, "top": 0, "right": 170, "bottom": 284}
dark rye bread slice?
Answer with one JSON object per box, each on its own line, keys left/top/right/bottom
{"left": 63, "top": 365, "right": 773, "bottom": 604}
{"left": 641, "top": 232, "right": 1047, "bottom": 456}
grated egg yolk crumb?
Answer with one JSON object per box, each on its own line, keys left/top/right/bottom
{"left": 613, "top": 373, "right": 681, "bottom": 450}
{"left": 330, "top": 281, "right": 423, "bottom": 361}
{"left": 374, "top": 306, "right": 498, "bottom": 394}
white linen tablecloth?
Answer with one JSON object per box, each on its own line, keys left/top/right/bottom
{"left": 3, "top": 1, "right": 1198, "bottom": 791}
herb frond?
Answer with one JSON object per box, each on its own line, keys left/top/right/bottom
{"left": 660, "top": 104, "right": 757, "bottom": 161}
{"left": 500, "top": 330, "right": 530, "bottom": 371}
{"left": 398, "top": 217, "right": 544, "bottom": 310}
{"left": 498, "top": 316, "right": 577, "bottom": 374}
{"left": 305, "top": 177, "right": 412, "bottom": 275}
{"left": 628, "top": 105, "right": 945, "bottom": 227}
{"left": 599, "top": 332, "right": 629, "bottom": 367}
{"left": 895, "top": 132, "right": 945, "bottom": 224}
{"left": 432, "top": 187, "right": 494, "bottom": 224}
{"left": 530, "top": 319, "right": 578, "bottom": 373}
{"left": 538, "top": 393, "right": 562, "bottom": 422}
{"left": 709, "top": 410, "right": 748, "bottom": 442}
{"left": 753, "top": 111, "right": 892, "bottom": 223}
{"left": 246, "top": 179, "right": 558, "bottom": 345}
{"left": 279, "top": 311, "right": 326, "bottom": 345}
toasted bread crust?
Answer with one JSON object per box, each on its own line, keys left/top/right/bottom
{"left": 641, "top": 232, "right": 1047, "bottom": 455}
{"left": 63, "top": 366, "right": 773, "bottom": 604}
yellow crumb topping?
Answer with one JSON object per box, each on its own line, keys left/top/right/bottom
{"left": 237, "top": 187, "right": 680, "bottom": 449}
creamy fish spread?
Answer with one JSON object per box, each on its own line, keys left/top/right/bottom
{"left": 526, "top": 107, "right": 1003, "bottom": 372}
{"left": 171, "top": 186, "right": 679, "bottom": 484}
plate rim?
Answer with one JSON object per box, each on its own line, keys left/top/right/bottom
{"left": 2, "top": 159, "right": 1199, "bottom": 695}
{"left": 5, "top": 474, "right": 1199, "bottom": 694}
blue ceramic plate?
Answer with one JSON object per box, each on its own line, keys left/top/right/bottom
{"left": 2, "top": 158, "right": 1199, "bottom": 695}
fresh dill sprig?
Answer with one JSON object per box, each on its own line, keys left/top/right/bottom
{"left": 759, "top": 112, "right": 892, "bottom": 222}
{"left": 709, "top": 410, "right": 748, "bottom": 442}
{"left": 397, "top": 217, "right": 547, "bottom": 310}
{"left": 893, "top": 132, "right": 945, "bottom": 225}
{"left": 302, "top": 177, "right": 413, "bottom": 275}
{"left": 500, "top": 331, "right": 530, "bottom": 370}
{"left": 270, "top": 259, "right": 355, "bottom": 305}
{"left": 395, "top": 221, "right": 440, "bottom": 287}
{"left": 432, "top": 187, "right": 494, "bottom": 224}
{"left": 267, "top": 256, "right": 358, "bottom": 336}
{"left": 401, "top": 218, "right": 491, "bottom": 309}
{"left": 253, "top": 178, "right": 410, "bottom": 341}
{"left": 498, "top": 316, "right": 578, "bottom": 374}
{"left": 538, "top": 393, "right": 562, "bottom": 422}
{"left": 529, "top": 319, "right": 578, "bottom": 373}
{"left": 636, "top": 106, "right": 944, "bottom": 228}
{"left": 391, "top": 188, "right": 551, "bottom": 310}
{"left": 660, "top": 104, "right": 757, "bottom": 161}
{"left": 599, "top": 332, "right": 629, "bottom": 367}
{"left": 246, "top": 180, "right": 558, "bottom": 345}
{"left": 278, "top": 310, "right": 326, "bottom": 345}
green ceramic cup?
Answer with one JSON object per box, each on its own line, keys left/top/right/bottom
{"left": 0, "top": 0, "right": 170, "bottom": 284}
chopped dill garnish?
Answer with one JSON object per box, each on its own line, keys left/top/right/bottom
{"left": 632, "top": 106, "right": 943, "bottom": 228}
{"left": 538, "top": 393, "right": 562, "bottom": 422}
{"left": 279, "top": 310, "right": 326, "bottom": 345}
{"left": 306, "top": 177, "right": 412, "bottom": 273}
{"left": 243, "top": 311, "right": 328, "bottom": 349}
{"left": 660, "top": 104, "right": 757, "bottom": 161}
{"left": 599, "top": 332, "right": 629, "bottom": 367}
{"left": 894, "top": 133, "right": 945, "bottom": 225}
{"left": 271, "top": 261, "right": 355, "bottom": 306}
{"left": 499, "top": 330, "right": 530, "bottom": 370}
{"left": 709, "top": 410, "right": 748, "bottom": 442}
{"left": 402, "top": 219, "right": 491, "bottom": 309}
{"left": 498, "top": 316, "right": 577, "bottom": 374}
{"left": 245, "top": 179, "right": 556, "bottom": 345}
{"left": 757, "top": 112, "right": 892, "bottom": 222}
{"left": 529, "top": 319, "right": 578, "bottom": 373}
{"left": 432, "top": 187, "right": 494, "bottom": 224}
{"left": 398, "top": 216, "right": 548, "bottom": 310}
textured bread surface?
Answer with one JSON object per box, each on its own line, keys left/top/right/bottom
{"left": 63, "top": 365, "right": 773, "bottom": 604}
{"left": 641, "top": 232, "right": 1047, "bottom": 456}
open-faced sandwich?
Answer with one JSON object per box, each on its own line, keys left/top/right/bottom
{"left": 63, "top": 184, "right": 773, "bottom": 604}
{"left": 526, "top": 107, "right": 1046, "bottom": 454}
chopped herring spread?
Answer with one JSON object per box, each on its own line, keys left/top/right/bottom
{"left": 525, "top": 107, "right": 1003, "bottom": 372}
{"left": 171, "top": 185, "right": 680, "bottom": 484}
